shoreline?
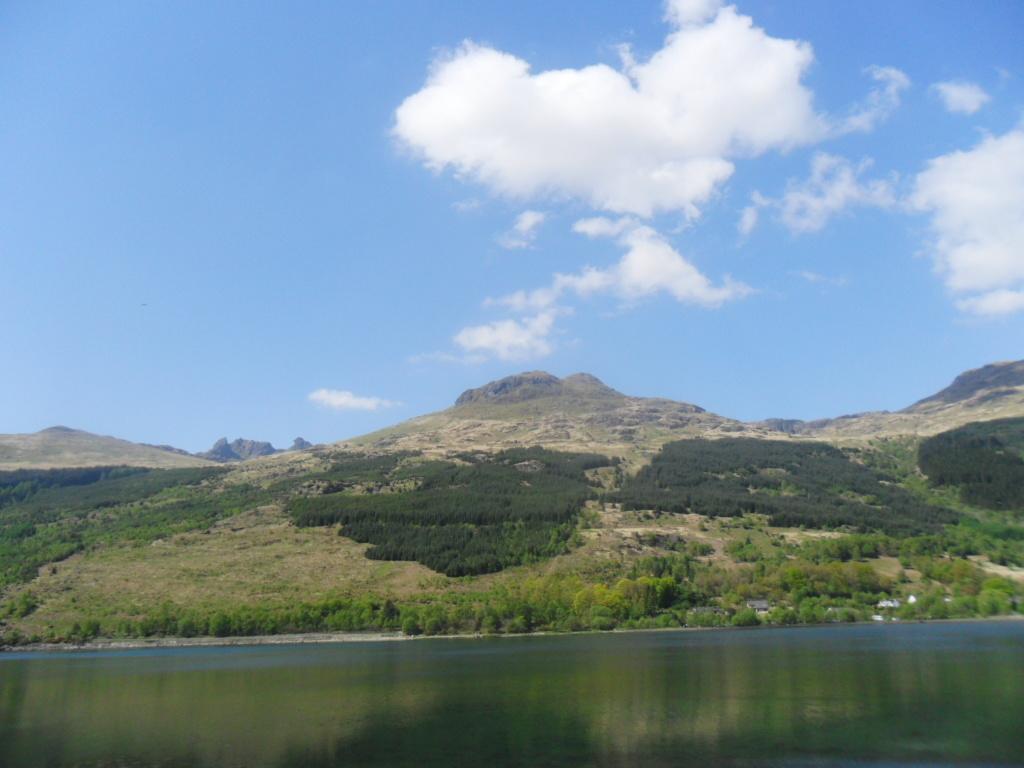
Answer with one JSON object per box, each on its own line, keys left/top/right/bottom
{"left": 4, "top": 614, "right": 1021, "bottom": 654}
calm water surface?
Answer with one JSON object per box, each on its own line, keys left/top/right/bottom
{"left": 1, "top": 621, "right": 1022, "bottom": 767}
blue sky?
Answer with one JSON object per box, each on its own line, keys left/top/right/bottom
{"left": 3, "top": 0, "right": 1023, "bottom": 451}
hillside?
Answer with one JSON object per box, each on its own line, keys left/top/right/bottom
{"left": 0, "top": 427, "right": 213, "bottom": 470}
{"left": 2, "top": 361, "right": 1023, "bottom": 646}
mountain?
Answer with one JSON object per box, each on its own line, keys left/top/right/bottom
{"left": 0, "top": 427, "right": 213, "bottom": 470}
{"left": 3, "top": 361, "right": 1023, "bottom": 648}
{"left": 5, "top": 360, "right": 1022, "bottom": 471}
{"left": 353, "top": 362, "right": 1024, "bottom": 459}
{"left": 760, "top": 360, "right": 1024, "bottom": 440}
{"left": 352, "top": 371, "right": 763, "bottom": 460}
{"left": 200, "top": 438, "right": 280, "bottom": 462}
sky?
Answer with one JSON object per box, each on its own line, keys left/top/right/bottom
{"left": 2, "top": 0, "right": 1023, "bottom": 452}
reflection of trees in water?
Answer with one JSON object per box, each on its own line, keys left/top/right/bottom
{"left": 2, "top": 626, "right": 1023, "bottom": 767}
{"left": 277, "top": 630, "right": 1024, "bottom": 766}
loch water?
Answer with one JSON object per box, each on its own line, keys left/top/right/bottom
{"left": 1, "top": 620, "right": 1022, "bottom": 767}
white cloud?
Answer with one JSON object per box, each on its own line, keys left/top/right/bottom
{"left": 497, "top": 220, "right": 750, "bottom": 311}
{"left": 932, "top": 80, "right": 990, "bottom": 115}
{"left": 910, "top": 127, "right": 1024, "bottom": 316}
{"left": 308, "top": 389, "right": 399, "bottom": 411}
{"left": 453, "top": 311, "right": 558, "bottom": 361}
{"left": 838, "top": 66, "right": 910, "bottom": 134}
{"left": 741, "top": 154, "right": 895, "bottom": 235}
{"left": 395, "top": 4, "right": 831, "bottom": 219}
{"left": 497, "top": 210, "right": 547, "bottom": 249}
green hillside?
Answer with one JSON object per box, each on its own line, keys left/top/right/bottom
{"left": 616, "top": 439, "right": 960, "bottom": 535}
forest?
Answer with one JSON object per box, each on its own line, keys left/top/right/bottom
{"left": 918, "top": 418, "right": 1024, "bottom": 510}
{"left": 289, "top": 448, "right": 613, "bottom": 576}
{"left": 615, "top": 438, "right": 960, "bottom": 535}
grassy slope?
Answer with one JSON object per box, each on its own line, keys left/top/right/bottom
{"left": 0, "top": 428, "right": 213, "bottom": 470}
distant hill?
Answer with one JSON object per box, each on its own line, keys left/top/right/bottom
{"left": 0, "top": 427, "right": 213, "bottom": 470}
{"left": 758, "top": 360, "right": 1024, "bottom": 440}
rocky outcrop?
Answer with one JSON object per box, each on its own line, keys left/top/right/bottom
{"left": 200, "top": 438, "right": 279, "bottom": 462}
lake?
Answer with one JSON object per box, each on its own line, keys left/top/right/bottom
{"left": 1, "top": 621, "right": 1022, "bottom": 767}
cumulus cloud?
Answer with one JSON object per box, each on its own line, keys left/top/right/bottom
{"left": 910, "top": 127, "right": 1024, "bottom": 316}
{"left": 497, "top": 210, "right": 547, "bottom": 249}
{"left": 453, "top": 311, "right": 558, "bottom": 361}
{"left": 395, "top": 3, "right": 832, "bottom": 219}
{"left": 497, "top": 219, "right": 751, "bottom": 311}
{"left": 741, "top": 154, "right": 896, "bottom": 235}
{"left": 308, "top": 389, "right": 399, "bottom": 411}
{"left": 932, "top": 80, "right": 990, "bottom": 115}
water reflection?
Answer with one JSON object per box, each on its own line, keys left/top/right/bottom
{"left": 1, "top": 622, "right": 1022, "bottom": 767}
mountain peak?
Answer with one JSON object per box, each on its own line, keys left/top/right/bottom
{"left": 40, "top": 425, "right": 81, "bottom": 434}
{"left": 454, "top": 371, "right": 621, "bottom": 407}
{"left": 454, "top": 371, "right": 562, "bottom": 407}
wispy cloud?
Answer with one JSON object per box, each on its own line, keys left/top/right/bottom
{"left": 741, "top": 154, "right": 896, "bottom": 235}
{"left": 837, "top": 65, "right": 910, "bottom": 134}
{"left": 793, "top": 270, "right": 848, "bottom": 287}
{"left": 497, "top": 210, "right": 547, "bottom": 249}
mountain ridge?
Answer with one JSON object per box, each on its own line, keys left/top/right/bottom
{"left": 4, "top": 361, "right": 1023, "bottom": 469}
